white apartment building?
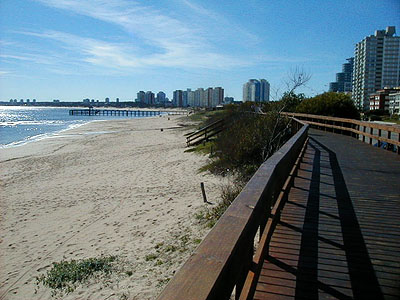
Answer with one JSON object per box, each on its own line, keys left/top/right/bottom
{"left": 352, "top": 26, "right": 400, "bottom": 111}
{"left": 389, "top": 92, "right": 400, "bottom": 115}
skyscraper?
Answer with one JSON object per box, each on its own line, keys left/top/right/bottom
{"left": 156, "top": 91, "right": 166, "bottom": 105}
{"left": 329, "top": 57, "right": 354, "bottom": 93}
{"left": 352, "top": 26, "right": 400, "bottom": 110}
{"left": 243, "top": 79, "right": 270, "bottom": 102}
{"left": 212, "top": 87, "right": 224, "bottom": 107}
{"left": 173, "top": 90, "right": 183, "bottom": 107}
{"left": 206, "top": 87, "right": 213, "bottom": 107}
{"left": 259, "top": 79, "right": 270, "bottom": 102}
{"left": 194, "top": 88, "right": 205, "bottom": 107}
{"left": 145, "top": 91, "right": 155, "bottom": 105}
{"left": 187, "top": 89, "right": 195, "bottom": 107}
{"left": 137, "top": 91, "right": 145, "bottom": 103}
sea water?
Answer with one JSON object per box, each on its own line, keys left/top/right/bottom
{"left": 0, "top": 106, "right": 147, "bottom": 148}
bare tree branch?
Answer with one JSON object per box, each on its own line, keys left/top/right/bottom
{"left": 284, "top": 66, "right": 312, "bottom": 94}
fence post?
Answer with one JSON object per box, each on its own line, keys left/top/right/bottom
{"left": 378, "top": 129, "right": 382, "bottom": 147}
{"left": 370, "top": 127, "right": 373, "bottom": 144}
{"left": 363, "top": 125, "right": 366, "bottom": 142}
{"left": 398, "top": 132, "right": 400, "bottom": 154}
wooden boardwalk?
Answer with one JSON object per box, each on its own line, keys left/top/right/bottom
{"left": 254, "top": 129, "right": 400, "bottom": 300}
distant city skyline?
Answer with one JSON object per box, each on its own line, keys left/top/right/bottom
{"left": 0, "top": 0, "right": 399, "bottom": 101}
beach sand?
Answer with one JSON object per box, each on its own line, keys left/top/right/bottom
{"left": 0, "top": 115, "right": 224, "bottom": 300}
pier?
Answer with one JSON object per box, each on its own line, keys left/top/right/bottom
{"left": 69, "top": 108, "right": 188, "bottom": 116}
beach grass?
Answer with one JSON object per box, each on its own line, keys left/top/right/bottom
{"left": 36, "top": 256, "right": 116, "bottom": 296}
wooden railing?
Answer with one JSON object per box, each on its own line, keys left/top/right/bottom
{"left": 157, "top": 118, "right": 309, "bottom": 300}
{"left": 282, "top": 112, "right": 400, "bottom": 154}
{"left": 186, "top": 119, "right": 225, "bottom": 146}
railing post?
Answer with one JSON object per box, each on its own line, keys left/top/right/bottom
{"left": 370, "top": 127, "right": 373, "bottom": 144}
{"left": 356, "top": 124, "right": 360, "bottom": 139}
{"left": 398, "top": 132, "right": 400, "bottom": 154}
{"left": 363, "top": 125, "right": 366, "bottom": 142}
{"left": 378, "top": 129, "right": 382, "bottom": 148}
{"left": 235, "top": 244, "right": 253, "bottom": 300}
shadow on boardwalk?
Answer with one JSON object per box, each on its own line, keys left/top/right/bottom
{"left": 254, "top": 129, "right": 400, "bottom": 300}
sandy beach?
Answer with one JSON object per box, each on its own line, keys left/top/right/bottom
{"left": 0, "top": 115, "right": 224, "bottom": 300}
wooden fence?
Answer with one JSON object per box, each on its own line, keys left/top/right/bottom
{"left": 157, "top": 118, "right": 309, "bottom": 300}
{"left": 282, "top": 112, "right": 400, "bottom": 154}
{"left": 186, "top": 119, "right": 225, "bottom": 146}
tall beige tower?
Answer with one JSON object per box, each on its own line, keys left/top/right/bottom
{"left": 352, "top": 26, "right": 400, "bottom": 111}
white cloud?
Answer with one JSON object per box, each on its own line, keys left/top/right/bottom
{"left": 18, "top": 27, "right": 251, "bottom": 71}
{"left": 28, "top": 0, "right": 264, "bottom": 71}
{"left": 5, "top": 0, "right": 307, "bottom": 74}
{"left": 177, "top": 0, "right": 260, "bottom": 44}
{"left": 0, "top": 70, "right": 11, "bottom": 76}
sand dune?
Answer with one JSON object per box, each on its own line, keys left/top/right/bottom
{"left": 0, "top": 115, "right": 224, "bottom": 300}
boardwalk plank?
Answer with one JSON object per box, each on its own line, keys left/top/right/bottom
{"left": 253, "top": 129, "right": 400, "bottom": 300}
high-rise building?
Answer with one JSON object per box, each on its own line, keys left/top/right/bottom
{"left": 259, "top": 79, "right": 270, "bottom": 102}
{"left": 194, "top": 88, "right": 205, "bottom": 107}
{"left": 145, "top": 91, "right": 155, "bottom": 105}
{"left": 187, "top": 90, "right": 195, "bottom": 107}
{"left": 156, "top": 91, "right": 166, "bottom": 104}
{"left": 173, "top": 90, "right": 183, "bottom": 107}
{"left": 212, "top": 87, "right": 224, "bottom": 107}
{"left": 352, "top": 26, "right": 400, "bottom": 110}
{"left": 182, "top": 89, "right": 191, "bottom": 107}
{"left": 137, "top": 91, "right": 145, "bottom": 103}
{"left": 243, "top": 79, "right": 270, "bottom": 102}
{"left": 329, "top": 57, "right": 354, "bottom": 93}
{"left": 206, "top": 87, "right": 213, "bottom": 107}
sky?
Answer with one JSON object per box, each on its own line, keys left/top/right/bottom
{"left": 0, "top": 0, "right": 399, "bottom": 102}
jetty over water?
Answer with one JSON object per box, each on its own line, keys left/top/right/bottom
{"left": 158, "top": 114, "right": 400, "bottom": 300}
{"left": 69, "top": 108, "right": 187, "bottom": 116}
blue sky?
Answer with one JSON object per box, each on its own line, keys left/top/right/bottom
{"left": 0, "top": 0, "right": 399, "bottom": 102}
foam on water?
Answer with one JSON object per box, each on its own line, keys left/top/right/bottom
{"left": 0, "top": 106, "right": 141, "bottom": 148}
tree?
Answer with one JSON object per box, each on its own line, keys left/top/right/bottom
{"left": 296, "top": 92, "right": 360, "bottom": 119}
{"left": 280, "top": 91, "right": 306, "bottom": 112}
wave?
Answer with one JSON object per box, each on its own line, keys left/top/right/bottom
{"left": 0, "top": 120, "right": 67, "bottom": 127}
{"left": 0, "top": 121, "right": 89, "bottom": 149}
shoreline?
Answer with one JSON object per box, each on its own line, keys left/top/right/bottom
{"left": 0, "top": 115, "right": 223, "bottom": 299}
{"left": 0, "top": 105, "right": 185, "bottom": 150}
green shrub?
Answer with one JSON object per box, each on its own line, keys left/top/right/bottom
{"left": 36, "top": 256, "right": 116, "bottom": 296}
{"left": 207, "top": 110, "right": 291, "bottom": 180}
{"left": 296, "top": 92, "right": 360, "bottom": 119}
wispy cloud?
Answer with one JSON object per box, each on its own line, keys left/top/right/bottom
{"left": 0, "top": 70, "right": 11, "bottom": 76}
{"left": 177, "top": 0, "right": 260, "bottom": 44}
{"left": 18, "top": 29, "right": 250, "bottom": 70}
{"left": 29, "top": 0, "right": 253, "bottom": 71}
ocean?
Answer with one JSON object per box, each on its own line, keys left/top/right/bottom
{"left": 0, "top": 106, "right": 149, "bottom": 148}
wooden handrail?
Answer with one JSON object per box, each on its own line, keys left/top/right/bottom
{"left": 186, "top": 119, "right": 225, "bottom": 146}
{"left": 282, "top": 112, "right": 400, "bottom": 133}
{"left": 157, "top": 118, "right": 309, "bottom": 300}
{"left": 239, "top": 134, "right": 309, "bottom": 299}
{"left": 282, "top": 112, "right": 400, "bottom": 153}
{"left": 185, "top": 119, "right": 224, "bottom": 138}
